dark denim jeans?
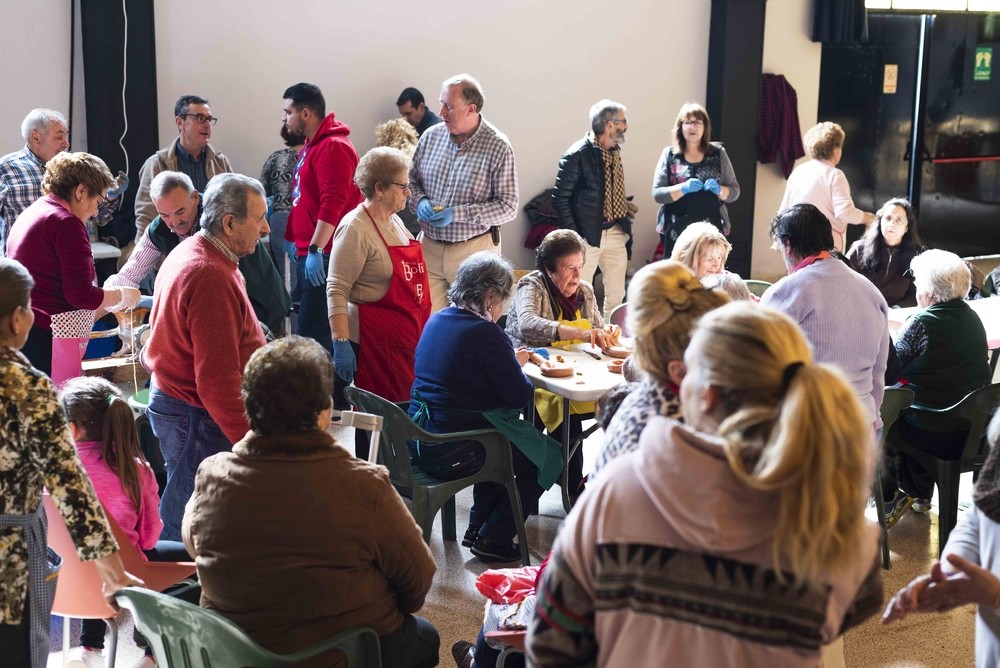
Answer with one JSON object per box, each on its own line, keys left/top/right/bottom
{"left": 295, "top": 253, "right": 332, "bottom": 355}
{"left": 147, "top": 384, "right": 231, "bottom": 541}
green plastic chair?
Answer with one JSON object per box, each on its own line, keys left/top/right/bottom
{"left": 116, "top": 587, "right": 381, "bottom": 667}
{"left": 344, "top": 386, "right": 531, "bottom": 566}
{"left": 872, "top": 387, "right": 915, "bottom": 569}
{"left": 890, "top": 383, "right": 1000, "bottom": 556}
{"left": 743, "top": 279, "right": 772, "bottom": 298}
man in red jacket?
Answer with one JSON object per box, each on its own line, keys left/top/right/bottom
{"left": 282, "top": 83, "right": 362, "bottom": 402}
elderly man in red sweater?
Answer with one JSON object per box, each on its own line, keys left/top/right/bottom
{"left": 143, "top": 172, "right": 269, "bottom": 541}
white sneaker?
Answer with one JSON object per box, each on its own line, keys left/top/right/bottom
{"left": 130, "top": 656, "right": 156, "bottom": 668}
{"left": 65, "top": 646, "right": 105, "bottom": 668}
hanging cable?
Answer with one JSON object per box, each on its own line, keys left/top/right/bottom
{"left": 119, "top": 0, "right": 130, "bottom": 176}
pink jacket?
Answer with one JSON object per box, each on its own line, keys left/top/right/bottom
{"left": 74, "top": 440, "right": 163, "bottom": 551}
{"left": 780, "top": 158, "right": 868, "bottom": 252}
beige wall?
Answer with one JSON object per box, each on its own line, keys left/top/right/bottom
{"left": 752, "top": 0, "right": 823, "bottom": 281}
{"left": 3, "top": 0, "right": 821, "bottom": 276}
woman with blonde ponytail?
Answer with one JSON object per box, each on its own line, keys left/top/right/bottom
{"left": 527, "top": 301, "right": 882, "bottom": 668}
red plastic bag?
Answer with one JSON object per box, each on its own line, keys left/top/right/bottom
{"left": 475, "top": 566, "right": 540, "bottom": 604}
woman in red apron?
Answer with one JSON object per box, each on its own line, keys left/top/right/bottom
{"left": 328, "top": 148, "right": 430, "bottom": 456}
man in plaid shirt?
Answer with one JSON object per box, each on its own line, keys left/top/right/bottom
{"left": 0, "top": 109, "right": 69, "bottom": 255}
{"left": 409, "top": 73, "right": 518, "bottom": 311}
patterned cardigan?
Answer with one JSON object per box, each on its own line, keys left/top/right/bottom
{"left": 0, "top": 347, "right": 117, "bottom": 625}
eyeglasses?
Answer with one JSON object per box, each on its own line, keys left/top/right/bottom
{"left": 180, "top": 113, "right": 218, "bottom": 125}
{"left": 682, "top": 120, "right": 705, "bottom": 127}
{"left": 391, "top": 181, "right": 411, "bottom": 191}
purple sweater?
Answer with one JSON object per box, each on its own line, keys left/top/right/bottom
{"left": 74, "top": 440, "right": 163, "bottom": 550}
{"left": 7, "top": 194, "right": 104, "bottom": 329}
{"left": 761, "top": 257, "right": 889, "bottom": 428}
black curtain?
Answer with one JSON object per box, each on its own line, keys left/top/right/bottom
{"left": 813, "top": 0, "right": 870, "bottom": 45}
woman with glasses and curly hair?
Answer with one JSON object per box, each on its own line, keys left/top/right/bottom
{"left": 847, "top": 197, "right": 925, "bottom": 307}
{"left": 652, "top": 103, "right": 740, "bottom": 258}
{"left": 7, "top": 152, "right": 140, "bottom": 375}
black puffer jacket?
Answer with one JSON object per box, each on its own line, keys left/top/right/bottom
{"left": 552, "top": 137, "right": 632, "bottom": 251}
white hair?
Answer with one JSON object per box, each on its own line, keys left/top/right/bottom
{"left": 910, "top": 249, "right": 971, "bottom": 303}
{"left": 21, "top": 108, "right": 67, "bottom": 143}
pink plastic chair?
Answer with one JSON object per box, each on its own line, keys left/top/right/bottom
{"left": 44, "top": 493, "right": 196, "bottom": 667}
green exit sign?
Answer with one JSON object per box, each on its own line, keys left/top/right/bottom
{"left": 975, "top": 47, "right": 992, "bottom": 81}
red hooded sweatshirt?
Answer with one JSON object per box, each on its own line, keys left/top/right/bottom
{"left": 286, "top": 112, "right": 363, "bottom": 256}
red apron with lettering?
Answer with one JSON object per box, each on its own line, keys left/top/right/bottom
{"left": 354, "top": 206, "right": 431, "bottom": 402}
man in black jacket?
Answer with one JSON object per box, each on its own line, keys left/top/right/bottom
{"left": 552, "top": 99, "right": 632, "bottom": 318}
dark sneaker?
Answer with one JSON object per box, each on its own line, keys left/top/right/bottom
{"left": 451, "top": 640, "right": 474, "bottom": 668}
{"left": 470, "top": 537, "right": 521, "bottom": 562}
{"left": 884, "top": 492, "right": 914, "bottom": 528}
{"left": 462, "top": 524, "right": 482, "bottom": 548}
{"left": 912, "top": 498, "right": 933, "bottom": 513}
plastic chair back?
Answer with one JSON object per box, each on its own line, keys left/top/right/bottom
{"left": 873, "top": 387, "right": 915, "bottom": 568}
{"left": 608, "top": 303, "right": 629, "bottom": 337}
{"left": 116, "top": 587, "right": 382, "bottom": 667}
{"left": 344, "top": 386, "right": 531, "bottom": 565}
{"left": 44, "top": 494, "right": 116, "bottom": 620}
{"left": 743, "top": 279, "right": 772, "bottom": 298}
{"left": 895, "top": 382, "right": 1000, "bottom": 554}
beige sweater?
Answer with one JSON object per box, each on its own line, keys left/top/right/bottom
{"left": 326, "top": 202, "right": 413, "bottom": 341}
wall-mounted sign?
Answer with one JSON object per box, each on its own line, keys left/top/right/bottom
{"left": 884, "top": 64, "right": 899, "bottom": 93}
{"left": 975, "top": 47, "right": 992, "bottom": 81}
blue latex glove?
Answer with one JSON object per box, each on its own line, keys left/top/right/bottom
{"left": 136, "top": 295, "right": 154, "bottom": 311}
{"left": 333, "top": 339, "right": 357, "bottom": 384}
{"left": 304, "top": 251, "right": 326, "bottom": 287}
{"left": 704, "top": 178, "right": 721, "bottom": 195}
{"left": 417, "top": 198, "right": 437, "bottom": 221}
{"left": 428, "top": 207, "right": 454, "bottom": 229}
{"left": 530, "top": 347, "right": 550, "bottom": 359}
{"left": 681, "top": 178, "right": 704, "bottom": 195}
{"left": 284, "top": 240, "right": 298, "bottom": 265}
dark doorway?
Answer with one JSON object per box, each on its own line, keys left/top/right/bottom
{"left": 819, "top": 12, "right": 1000, "bottom": 257}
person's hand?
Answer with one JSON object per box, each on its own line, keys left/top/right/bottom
{"left": 935, "top": 554, "right": 1000, "bottom": 609}
{"left": 589, "top": 328, "right": 611, "bottom": 350}
{"left": 515, "top": 347, "right": 531, "bottom": 367}
{"left": 626, "top": 200, "right": 639, "bottom": 218}
{"left": 428, "top": 207, "right": 454, "bottom": 229}
{"left": 333, "top": 339, "right": 357, "bottom": 384}
{"left": 681, "top": 178, "right": 704, "bottom": 195}
{"left": 120, "top": 287, "right": 141, "bottom": 310}
{"left": 102, "top": 570, "right": 145, "bottom": 611}
{"left": 304, "top": 251, "right": 325, "bottom": 287}
{"left": 882, "top": 564, "right": 943, "bottom": 624}
{"left": 284, "top": 240, "right": 298, "bottom": 264}
{"left": 417, "top": 198, "right": 437, "bottom": 221}
{"left": 704, "top": 178, "right": 722, "bottom": 195}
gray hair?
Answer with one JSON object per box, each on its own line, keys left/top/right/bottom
{"left": 150, "top": 171, "right": 195, "bottom": 201}
{"left": 442, "top": 73, "right": 485, "bottom": 112}
{"left": 448, "top": 251, "right": 514, "bottom": 310}
{"left": 590, "top": 99, "right": 626, "bottom": 135}
{"left": 354, "top": 147, "right": 411, "bottom": 199}
{"left": 21, "top": 108, "right": 67, "bottom": 143}
{"left": 909, "top": 249, "right": 971, "bottom": 303}
{"left": 201, "top": 173, "right": 266, "bottom": 235}
{"left": 700, "top": 272, "right": 753, "bottom": 301}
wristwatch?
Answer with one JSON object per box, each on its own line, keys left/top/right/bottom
{"left": 308, "top": 243, "right": 321, "bottom": 254}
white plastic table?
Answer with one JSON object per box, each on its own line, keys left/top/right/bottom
{"left": 521, "top": 342, "right": 628, "bottom": 511}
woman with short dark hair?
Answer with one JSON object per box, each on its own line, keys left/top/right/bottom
{"left": 7, "top": 152, "right": 140, "bottom": 375}
{"left": 183, "top": 336, "right": 440, "bottom": 668}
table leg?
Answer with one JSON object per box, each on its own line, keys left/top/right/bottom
{"left": 561, "top": 398, "right": 573, "bottom": 512}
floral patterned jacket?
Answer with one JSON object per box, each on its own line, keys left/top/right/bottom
{"left": 0, "top": 347, "right": 117, "bottom": 625}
